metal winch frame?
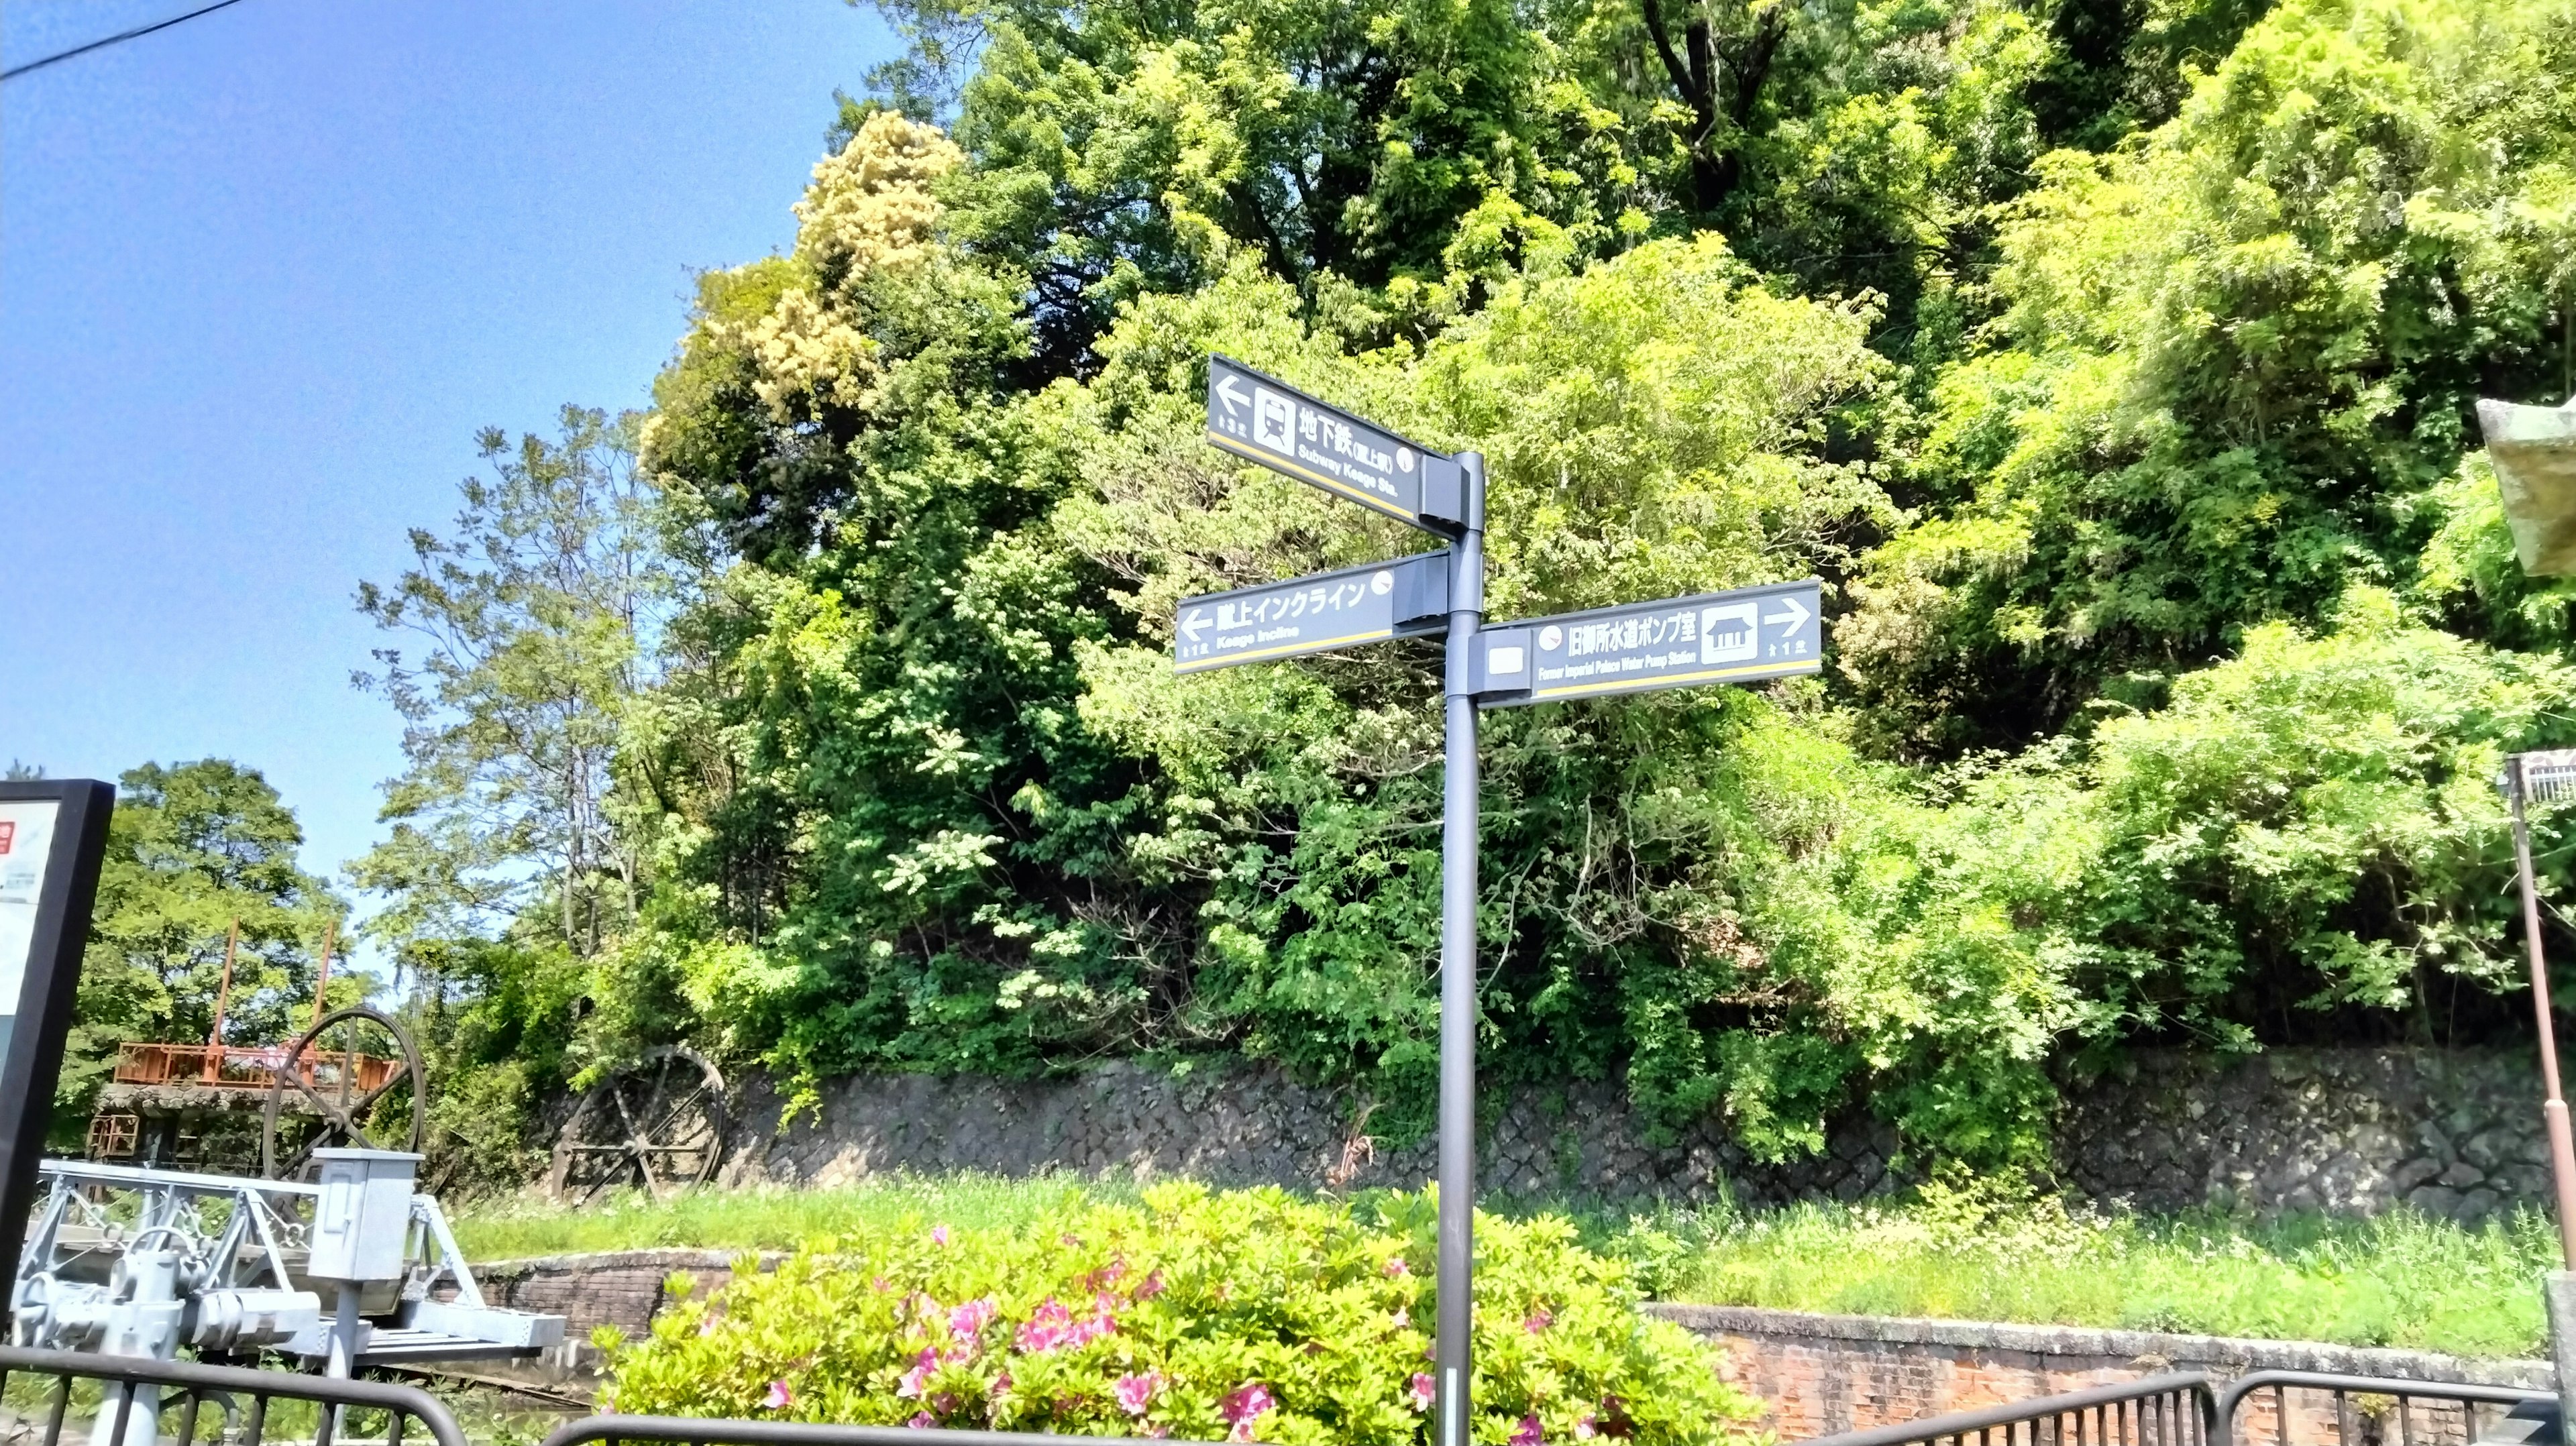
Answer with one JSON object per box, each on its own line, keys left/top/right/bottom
{"left": 13, "top": 1151, "right": 564, "bottom": 1446}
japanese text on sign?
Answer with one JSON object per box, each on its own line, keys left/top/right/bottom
{"left": 1204, "top": 356, "right": 1459, "bottom": 533}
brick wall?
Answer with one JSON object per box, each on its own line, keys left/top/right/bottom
{"left": 1648, "top": 1304, "right": 2555, "bottom": 1441}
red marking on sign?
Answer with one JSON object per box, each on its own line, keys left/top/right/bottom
{"left": 0, "top": 821, "right": 14, "bottom": 855}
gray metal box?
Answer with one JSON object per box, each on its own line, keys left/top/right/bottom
{"left": 307, "top": 1149, "right": 421, "bottom": 1283}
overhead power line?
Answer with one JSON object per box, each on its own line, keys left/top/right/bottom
{"left": 1, "top": 0, "right": 252, "bottom": 82}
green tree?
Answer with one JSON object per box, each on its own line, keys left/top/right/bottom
{"left": 353, "top": 406, "right": 675, "bottom": 956}
{"left": 1842, "top": 0, "right": 2576, "bottom": 754}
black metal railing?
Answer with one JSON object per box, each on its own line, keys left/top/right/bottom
{"left": 1797, "top": 1372, "right": 2220, "bottom": 1446}
{"left": 2214, "top": 1370, "right": 2559, "bottom": 1446}
{"left": 539, "top": 1419, "right": 1191, "bottom": 1446}
{"left": 0, "top": 1345, "right": 466, "bottom": 1446}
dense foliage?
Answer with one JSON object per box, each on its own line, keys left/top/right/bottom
{"left": 350, "top": 0, "right": 2576, "bottom": 1173}
{"left": 605, "top": 1184, "right": 1758, "bottom": 1444}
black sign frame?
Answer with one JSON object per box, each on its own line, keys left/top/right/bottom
{"left": 0, "top": 779, "right": 114, "bottom": 1296}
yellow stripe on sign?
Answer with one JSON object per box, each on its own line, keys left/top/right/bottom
{"left": 1532, "top": 657, "right": 1823, "bottom": 698}
{"left": 1205, "top": 431, "right": 1414, "bottom": 520}
{"left": 1175, "top": 626, "right": 1397, "bottom": 673}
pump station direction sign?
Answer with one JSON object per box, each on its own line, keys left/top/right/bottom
{"left": 1205, "top": 355, "right": 1466, "bottom": 535}
{"left": 1473, "top": 578, "right": 1823, "bottom": 705}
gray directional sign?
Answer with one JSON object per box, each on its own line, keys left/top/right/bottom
{"left": 1472, "top": 578, "right": 1823, "bottom": 706}
{"left": 1175, "top": 553, "right": 1450, "bottom": 674}
{"left": 1205, "top": 355, "right": 1466, "bottom": 535}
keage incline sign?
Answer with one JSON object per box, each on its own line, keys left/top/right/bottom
{"left": 1174, "top": 554, "right": 1448, "bottom": 673}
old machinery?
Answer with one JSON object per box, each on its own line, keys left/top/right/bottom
{"left": 15, "top": 1152, "right": 564, "bottom": 1446}
{"left": 547, "top": 1045, "right": 727, "bottom": 1201}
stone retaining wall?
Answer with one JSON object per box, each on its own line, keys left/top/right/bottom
{"left": 718, "top": 1048, "right": 2555, "bottom": 1219}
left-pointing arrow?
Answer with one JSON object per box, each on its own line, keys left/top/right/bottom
{"left": 1215, "top": 376, "right": 1249, "bottom": 415}
{"left": 1181, "top": 609, "right": 1212, "bottom": 643}
{"left": 1762, "top": 594, "right": 1809, "bottom": 632}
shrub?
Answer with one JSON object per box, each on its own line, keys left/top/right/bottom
{"left": 604, "top": 1183, "right": 1761, "bottom": 1445}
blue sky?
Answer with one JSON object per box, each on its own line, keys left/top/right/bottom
{"left": 2, "top": 1, "right": 898, "bottom": 921}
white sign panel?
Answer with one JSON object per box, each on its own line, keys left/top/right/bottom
{"left": 0, "top": 799, "right": 62, "bottom": 1068}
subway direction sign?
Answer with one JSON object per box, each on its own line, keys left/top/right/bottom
{"left": 1205, "top": 355, "right": 1466, "bottom": 535}
{"left": 1472, "top": 579, "right": 1823, "bottom": 706}
{"left": 1175, "top": 552, "right": 1450, "bottom": 673}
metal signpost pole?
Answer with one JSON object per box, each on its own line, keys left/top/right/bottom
{"left": 2510, "top": 755, "right": 2576, "bottom": 1272}
{"left": 1436, "top": 453, "right": 1485, "bottom": 1446}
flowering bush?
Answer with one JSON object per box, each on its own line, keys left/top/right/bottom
{"left": 604, "top": 1184, "right": 1761, "bottom": 1445}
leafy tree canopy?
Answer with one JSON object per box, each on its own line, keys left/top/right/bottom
{"left": 350, "top": 0, "right": 2576, "bottom": 1172}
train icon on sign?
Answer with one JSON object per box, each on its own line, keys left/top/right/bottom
{"left": 1253, "top": 388, "right": 1297, "bottom": 454}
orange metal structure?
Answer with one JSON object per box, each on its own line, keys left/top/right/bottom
{"left": 112, "top": 1042, "right": 398, "bottom": 1095}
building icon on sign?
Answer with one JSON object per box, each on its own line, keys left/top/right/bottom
{"left": 1701, "top": 603, "right": 1758, "bottom": 663}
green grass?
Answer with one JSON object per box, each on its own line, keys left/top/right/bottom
{"left": 449, "top": 1172, "right": 1127, "bottom": 1260}
{"left": 1605, "top": 1186, "right": 2562, "bottom": 1359}
{"left": 448, "top": 1173, "right": 2563, "bottom": 1359}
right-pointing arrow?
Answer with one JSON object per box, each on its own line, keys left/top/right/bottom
{"left": 1761, "top": 595, "right": 1810, "bottom": 632}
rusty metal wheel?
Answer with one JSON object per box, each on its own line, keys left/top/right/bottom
{"left": 547, "top": 1046, "right": 727, "bottom": 1202}
{"left": 262, "top": 1007, "right": 426, "bottom": 1178}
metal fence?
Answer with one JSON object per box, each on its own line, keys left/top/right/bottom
{"left": 2214, "top": 1371, "right": 2559, "bottom": 1446}
{"left": 538, "top": 1417, "right": 1189, "bottom": 1446}
{"left": 1794, "top": 1373, "right": 2220, "bottom": 1446}
{"left": 1802, "top": 1370, "right": 2565, "bottom": 1446}
{"left": 1, "top": 1344, "right": 2557, "bottom": 1446}
{"left": 0, "top": 1346, "right": 464, "bottom": 1446}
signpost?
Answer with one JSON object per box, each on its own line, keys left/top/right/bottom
{"left": 1472, "top": 579, "right": 1822, "bottom": 705}
{"left": 1175, "top": 553, "right": 1450, "bottom": 673}
{"left": 1187, "top": 358, "right": 1821, "bottom": 1446}
{"left": 1204, "top": 355, "right": 1468, "bottom": 535}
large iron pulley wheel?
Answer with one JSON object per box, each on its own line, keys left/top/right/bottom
{"left": 548, "top": 1046, "right": 727, "bottom": 1202}
{"left": 262, "top": 1007, "right": 427, "bottom": 1179}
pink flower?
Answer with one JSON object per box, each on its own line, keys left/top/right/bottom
{"left": 762, "top": 1380, "right": 793, "bottom": 1410}
{"left": 932, "top": 1394, "right": 957, "bottom": 1414}
{"left": 990, "top": 1372, "right": 1012, "bottom": 1396}
{"left": 1383, "top": 1257, "right": 1410, "bottom": 1278}
{"left": 1392, "top": 1307, "right": 1410, "bottom": 1329}
{"left": 907, "top": 1412, "right": 934, "bottom": 1430}
{"left": 1134, "top": 1270, "right": 1167, "bottom": 1300}
{"left": 1408, "top": 1375, "right": 1436, "bottom": 1413}
{"left": 1061, "top": 1233, "right": 1082, "bottom": 1247}
{"left": 949, "top": 1298, "right": 998, "bottom": 1343}
{"left": 1222, "top": 1382, "right": 1275, "bottom": 1440}
{"left": 1575, "top": 1415, "right": 1598, "bottom": 1440}
{"left": 1016, "top": 1298, "right": 1074, "bottom": 1353}
{"left": 1114, "top": 1372, "right": 1163, "bottom": 1416}
{"left": 931, "top": 1225, "right": 951, "bottom": 1247}
{"left": 1512, "top": 1415, "right": 1544, "bottom": 1446}
{"left": 872, "top": 1276, "right": 891, "bottom": 1292}
{"left": 1523, "top": 1309, "right": 1552, "bottom": 1334}
{"left": 898, "top": 1364, "right": 932, "bottom": 1399}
